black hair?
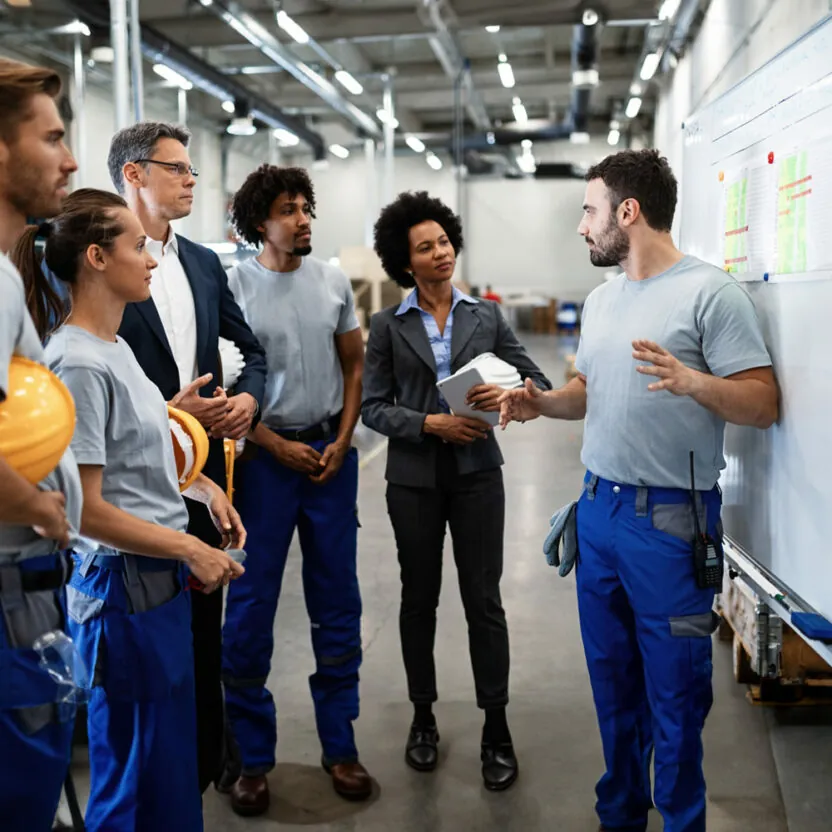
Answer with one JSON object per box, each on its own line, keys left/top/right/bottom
{"left": 585, "top": 149, "right": 677, "bottom": 232}
{"left": 230, "top": 164, "right": 317, "bottom": 246}
{"left": 373, "top": 191, "right": 464, "bottom": 288}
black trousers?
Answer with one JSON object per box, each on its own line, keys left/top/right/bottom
{"left": 385, "top": 447, "right": 509, "bottom": 709}
{"left": 186, "top": 498, "right": 231, "bottom": 793}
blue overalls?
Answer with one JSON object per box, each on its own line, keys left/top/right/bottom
{"left": 0, "top": 552, "right": 74, "bottom": 832}
{"left": 223, "top": 438, "right": 362, "bottom": 774}
{"left": 576, "top": 473, "right": 721, "bottom": 832}
{"left": 66, "top": 552, "right": 202, "bottom": 832}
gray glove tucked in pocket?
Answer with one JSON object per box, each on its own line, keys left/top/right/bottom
{"left": 543, "top": 500, "right": 579, "bottom": 577}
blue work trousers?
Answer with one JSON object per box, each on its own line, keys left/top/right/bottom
{"left": 576, "top": 473, "right": 721, "bottom": 832}
{"left": 0, "top": 554, "right": 73, "bottom": 832}
{"left": 223, "top": 442, "right": 362, "bottom": 774}
{"left": 66, "top": 556, "right": 202, "bottom": 832}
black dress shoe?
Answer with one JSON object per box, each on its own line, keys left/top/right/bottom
{"left": 481, "top": 741, "right": 518, "bottom": 791}
{"left": 405, "top": 723, "right": 440, "bottom": 772}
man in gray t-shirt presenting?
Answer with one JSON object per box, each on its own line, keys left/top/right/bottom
{"left": 500, "top": 150, "right": 778, "bottom": 832}
{"left": 221, "top": 165, "right": 370, "bottom": 815}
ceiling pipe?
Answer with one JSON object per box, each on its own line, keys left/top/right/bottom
{"left": 58, "top": 0, "right": 326, "bottom": 156}
{"left": 201, "top": 0, "right": 381, "bottom": 139}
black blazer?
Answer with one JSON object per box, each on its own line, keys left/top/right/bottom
{"left": 361, "top": 298, "right": 551, "bottom": 489}
{"left": 118, "top": 235, "right": 267, "bottom": 487}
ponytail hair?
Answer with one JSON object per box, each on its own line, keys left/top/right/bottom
{"left": 11, "top": 188, "right": 129, "bottom": 340}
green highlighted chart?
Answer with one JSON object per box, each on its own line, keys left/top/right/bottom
{"left": 776, "top": 151, "right": 811, "bottom": 274}
{"left": 723, "top": 176, "right": 749, "bottom": 273}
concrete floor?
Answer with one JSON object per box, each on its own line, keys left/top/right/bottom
{"left": 65, "top": 336, "right": 832, "bottom": 831}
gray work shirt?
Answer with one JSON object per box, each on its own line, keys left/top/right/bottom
{"left": 575, "top": 255, "right": 772, "bottom": 490}
{"left": 45, "top": 326, "right": 188, "bottom": 550}
{"left": 0, "top": 255, "right": 83, "bottom": 564}
{"left": 227, "top": 255, "right": 360, "bottom": 430}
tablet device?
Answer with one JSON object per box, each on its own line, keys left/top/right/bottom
{"left": 435, "top": 367, "right": 500, "bottom": 426}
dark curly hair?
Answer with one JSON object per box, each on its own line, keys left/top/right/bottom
{"left": 231, "top": 164, "right": 317, "bottom": 246}
{"left": 373, "top": 191, "right": 464, "bottom": 288}
{"left": 585, "top": 149, "right": 677, "bottom": 232}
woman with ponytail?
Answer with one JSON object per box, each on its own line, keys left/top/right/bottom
{"left": 13, "top": 188, "right": 247, "bottom": 832}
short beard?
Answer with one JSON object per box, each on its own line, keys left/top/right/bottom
{"left": 588, "top": 220, "right": 629, "bottom": 268}
{"left": 7, "top": 160, "right": 63, "bottom": 221}
{"left": 293, "top": 245, "right": 312, "bottom": 257}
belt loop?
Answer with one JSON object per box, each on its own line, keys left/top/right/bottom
{"left": 0, "top": 565, "right": 25, "bottom": 612}
{"left": 585, "top": 474, "right": 598, "bottom": 501}
{"left": 635, "top": 487, "right": 649, "bottom": 518}
{"left": 78, "top": 551, "right": 95, "bottom": 578}
{"left": 123, "top": 555, "right": 141, "bottom": 588}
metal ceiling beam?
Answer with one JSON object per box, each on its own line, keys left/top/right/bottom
{"left": 201, "top": 0, "right": 380, "bottom": 139}
{"left": 57, "top": 0, "right": 326, "bottom": 156}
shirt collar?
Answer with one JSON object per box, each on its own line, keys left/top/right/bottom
{"left": 395, "top": 285, "right": 478, "bottom": 316}
{"left": 147, "top": 227, "right": 179, "bottom": 257}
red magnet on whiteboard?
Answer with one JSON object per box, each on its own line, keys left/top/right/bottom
{"left": 718, "top": 171, "right": 724, "bottom": 182}
{"left": 768, "top": 152, "right": 775, "bottom": 164}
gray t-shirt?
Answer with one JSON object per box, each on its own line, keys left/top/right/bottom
{"left": 228, "top": 255, "right": 360, "bottom": 430}
{"left": 575, "top": 255, "right": 772, "bottom": 490}
{"left": 45, "top": 326, "right": 188, "bottom": 548}
{"left": 0, "top": 255, "right": 83, "bottom": 564}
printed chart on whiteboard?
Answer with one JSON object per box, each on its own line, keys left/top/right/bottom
{"left": 720, "top": 164, "right": 775, "bottom": 276}
{"left": 775, "top": 142, "right": 832, "bottom": 275}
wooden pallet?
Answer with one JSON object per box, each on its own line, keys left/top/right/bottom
{"left": 717, "top": 571, "right": 832, "bottom": 703}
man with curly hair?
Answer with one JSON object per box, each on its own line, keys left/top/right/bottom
{"left": 221, "top": 164, "right": 369, "bottom": 814}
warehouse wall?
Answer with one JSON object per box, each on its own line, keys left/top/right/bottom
{"left": 654, "top": 0, "right": 830, "bottom": 239}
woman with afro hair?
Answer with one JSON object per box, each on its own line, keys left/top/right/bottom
{"left": 361, "top": 191, "right": 551, "bottom": 791}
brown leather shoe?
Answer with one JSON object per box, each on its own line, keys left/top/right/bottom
{"left": 230, "top": 774, "right": 270, "bottom": 817}
{"left": 323, "top": 759, "right": 373, "bottom": 801}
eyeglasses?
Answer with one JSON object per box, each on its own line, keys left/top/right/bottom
{"left": 134, "top": 159, "right": 199, "bottom": 178}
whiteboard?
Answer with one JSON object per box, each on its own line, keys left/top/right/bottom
{"left": 680, "top": 15, "right": 832, "bottom": 623}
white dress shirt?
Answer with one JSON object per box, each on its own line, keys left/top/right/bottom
{"left": 147, "top": 231, "right": 199, "bottom": 390}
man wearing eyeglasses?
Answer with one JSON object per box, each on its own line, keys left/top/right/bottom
{"left": 107, "top": 121, "right": 267, "bottom": 799}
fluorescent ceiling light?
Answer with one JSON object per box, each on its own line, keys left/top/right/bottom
{"left": 406, "top": 135, "right": 426, "bottom": 153}
{"left": 273, "top": 128, "right": 299, "bottom": 146}
{"left": 426, "top": 153, "right": 443, "bottom": 171}
{"left": 485, "top": 25, "right": 501, "bottom": 33}
{"left": 198, "top": 0, "right": 214, "bottom": 6}
{"left": 376, "top": 108, "right": 399, "bottom": 128}
{"left": 153, "top": 63, "right": 193, "bottom": 91}
{"left": 517, "top": 154, "right": 536, "bottom": 174}
{"left": 582, "top": 9, "right": 599, "bottom": 26}
{"left": 625, "top": 96, "right": 642, "bottom": 118}
{"left": 640, "top": 52, "right": 660, "bottom": 81}
{"left": 329, "top": 144, "right": 350, "bottom": 159}
{"left": 486, "top": 131, "right": 496, "bottom": 145}
{"left": 276, "top": 10, "right": 309, "bottom": 45}
{"left": 222, "top": 100, "right": 236, "bottom": 114}
{"left": 572, "top": 68, "right": 599, "bottom": 87}
{"left": 658, "top": 0, "right": 682, "bottom": 20}
{"left": 227, "top": 116, "right": 256, "bottom": 136}
{"left": 570, "top": 131, "right": 590, "bottom": 144}
{"left": 334, "top": 70, "right": 363, "bottom": 96}
{"left": 610, "top": 119, "right": 620, "bottom": 130}
{"left": 521, "top": 139, "right": 533, "bottom": 150}
{"left": 607, "top": 129, "right": 620, "bottom": 146}
{"left": 58, "top": 20, "right": 91, "bottom": 36}
{"left": 512, "top": 97, "right": 528, "bottom": 124}
{"left": 629, "top": 82, "right": 642, "bottom": 96}
{"left": 91, "top": 46, "right": 114, "bottom": 63}
{"left": 497, "top": 60, "right": 515, "bottom": 89}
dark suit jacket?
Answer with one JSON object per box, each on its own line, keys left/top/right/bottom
{"left": 118, "top": 235, "right": 267, "bottom": 488}
{"left": 361, "top": 298, "right": 551, "bottom": 489}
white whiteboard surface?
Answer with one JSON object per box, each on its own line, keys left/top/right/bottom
{"left": 680, "top": 15, "right": 832, "bottom": 623}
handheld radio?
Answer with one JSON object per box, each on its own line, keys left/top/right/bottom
{"left": 689, "top": 451, "right": 723, "bottom": 590}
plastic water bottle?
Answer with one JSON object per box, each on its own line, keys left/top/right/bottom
{"left": 33, "top": 630, "right": 91, "bottom": 705}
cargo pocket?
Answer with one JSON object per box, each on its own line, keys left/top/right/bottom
{"left": 669, "top": 610, "right": 721, "bottom": 638}
{"left": 66, "top": 585, "right": 105, "bottom": 625}
{"left": 652, "top": 502, "right": 706, "bottom": 543}
{"left": 102, "top": 588, "right": 194, "bottom": 702}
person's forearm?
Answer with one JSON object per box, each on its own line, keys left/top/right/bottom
{"left": 249, "top": 420, "right": 285, "bottom": 455}
{"left": 337, "top": 365, "right": 362, "bottom": 445}
{"left": 538, "top": 376, "right": 587, "bottom": 420}
{"left": 689, "top": 374, "right": 778, "bottom": 428}
{"left": 0, "top": 457, "right": 53, "bottom": 526}
{"left": 81, "top": 497, "right": 194, "bottom": 561}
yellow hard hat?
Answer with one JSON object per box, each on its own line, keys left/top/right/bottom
{"left": 167, "top": 405, "right": 209, "bottom": 492}
{"left": 0, "top": 355, "right": 76, "bottom": 485}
